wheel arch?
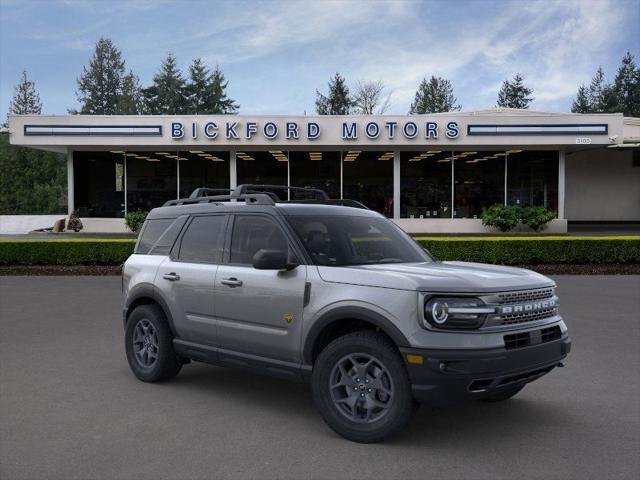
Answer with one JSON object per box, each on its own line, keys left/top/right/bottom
{"left": 124, "top": 284, "right": 177, "bottom": 336}
{"left": 303, "top": 306, "right": 410, "bottom": 365}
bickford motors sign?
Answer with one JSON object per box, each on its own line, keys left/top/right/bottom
{"left": 171, "top": 119, "right": 461, "bottom": 141}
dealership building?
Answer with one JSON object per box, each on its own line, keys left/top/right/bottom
{"left": 7, "top": 109, "right": 640, "bottom": 233}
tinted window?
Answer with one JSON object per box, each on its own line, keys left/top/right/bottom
{"left": 178, "top": 215, "right": 227, "bottom": 263}
{"left": 230, "top": 216, "right": 289, "bottom": 264}
{"left": 148, "top": 216, "right": 188, "bottom": 256}
{"left": 136, "top": 218, "right": 173, "bottom": 254}
{"left": 287, "top": 215, "right": 431, "bottom": 266}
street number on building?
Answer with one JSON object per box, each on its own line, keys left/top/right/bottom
{"left": 576, "top": 137, "right": 592, "bottom": 144}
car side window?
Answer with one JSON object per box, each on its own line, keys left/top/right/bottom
{"left": 177, "top": 215, "right": 227, "bottom": 264}
{"left": 229, "top": 216, "right": 289, "bottom": 265}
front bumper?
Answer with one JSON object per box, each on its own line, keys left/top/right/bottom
{"left": 400, "top": 334, "right": 571, "bottom": 406}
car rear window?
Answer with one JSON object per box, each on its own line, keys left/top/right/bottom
{"left": 135, "top": 218, "right": 175, "bottom": 254}
{"left": 177, "top": 215, "right": 228, "bottom": 263}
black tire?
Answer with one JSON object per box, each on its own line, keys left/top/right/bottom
{"left": 125, "top": 304, "right": 182, "bottom": 382}
{"left": 479, "top": 384, "right": 524, "bottom": 402}
{"left": 312, "top": 331, "right": 417, "bottom": 443}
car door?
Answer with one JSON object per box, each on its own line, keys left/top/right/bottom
{"left": 156, "top": 214, "right": 228, "bottom": 346}
{"left": 214, "top": 214, "right": 307, "bottom": 363}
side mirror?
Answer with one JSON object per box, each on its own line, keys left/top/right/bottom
{"left": 252, "top": 249, "right": 298, "bottom": 271}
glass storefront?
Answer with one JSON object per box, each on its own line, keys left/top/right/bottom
{"left": 507, "top": 150, "right": 558, "bottom": 212}
{"left": 73, "top": 151, "right": 124, "bottom": 217}
{"left": 453, "top": 151, "right": 505, "bottom": 218}
{"left": 343, "top": 150, "right": 394, "bottom": 217}
{"left": 289, "top": 151, "right": 340, "bottom": 199}
{"left": 401, "top": 151, "right": 452, "bottom": 218}
{"left": 73, "top": 149, "right": 560, "bottom": 219}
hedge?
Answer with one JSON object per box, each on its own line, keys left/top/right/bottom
{"left": 0, "top": 237, "right": 638, "bottom": 266}
{"left": 0, "top": 239, "right": 136, "bottom": 265}
{"left": 415, "top": 236, "right": 640, "bottom": 265}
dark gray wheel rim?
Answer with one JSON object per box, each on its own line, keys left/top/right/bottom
{"left": 133, "top": 319, "right": 159, "bottom": 368}
{"left": 329, "top": 353, "right": 394, "bottom": 423}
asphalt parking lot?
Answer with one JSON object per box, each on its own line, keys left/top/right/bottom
{"left": 1, "top": 275, "right": 639, "bottom": 480}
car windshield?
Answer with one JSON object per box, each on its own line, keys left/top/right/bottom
{"left": 286, "top": 215, "right": 432, "bottom": 266}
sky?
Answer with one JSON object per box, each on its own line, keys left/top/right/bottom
{"left": 0, "top": 0, "right": 638, "bottom": 117}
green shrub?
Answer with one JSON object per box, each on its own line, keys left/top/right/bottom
{"left": 0, "top": 240, "right": 135, "bottom": 265}
{"left": 481, "top": 205, "right": 521, "bottom": 232}
{"left": 415, "top": 237, "right": 640, "bottom": 265}
{"left": 521, "top": 206, "right": 556, "bottom": 232}
{"left": 125, "top": 211, "right": 148, "bottom": 233}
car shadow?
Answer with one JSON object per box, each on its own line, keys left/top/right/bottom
{"left": 153, "top": 362, "right": 573, "bottom": 446}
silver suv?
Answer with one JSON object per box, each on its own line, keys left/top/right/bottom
{"left": 122, "top": 185, "right": 571, "bottom": 443}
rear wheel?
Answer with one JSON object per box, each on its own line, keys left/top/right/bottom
{"left": 125, "top": 304, "right": 182, "bottom": 382}
{"left": 312, "top": 331, "right": 417, "bottom": 443}
{"left": 479, "top": 385, "right": 524, "bottom": 402}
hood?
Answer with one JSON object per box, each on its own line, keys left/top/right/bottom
{"left": 316, "top": 261, "right": 554, "bottom": 293}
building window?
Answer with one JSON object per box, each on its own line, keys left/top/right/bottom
{"left": 453, "top": 151, "right": 505, "bottom": 219}
{"left": 236, "top": 151, "right": 288, "bottom": 199}
{"left": 401, "top": 151, "right": 452, "bottom": 218}
{"left": 507, "top": 150, "right": 558, "bottom": 212}
{"left": 177, "top": 150, "right": 230, "bottom": 198}
{"left": 73, "top": 151, "right": 125, "bottom": 218}
{"left": 289, "top": 151, "right": 340, "bottom": 199}
{"left": 126, "top": 152, "right": 177, "bottom": 212}
{"left": 343, "top": 150, "right": 394, "bottom": 217}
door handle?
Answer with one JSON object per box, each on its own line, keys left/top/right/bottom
{"left": 163, "top": 272, "right": 180, "bottom": 281}
{"left": 221, "top": 277, "right": 243, "bottom": 287}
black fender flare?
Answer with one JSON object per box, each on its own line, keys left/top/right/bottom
{"left": 302, "top": 306, "right": 410, "bottom": 364}
{"left": 124, "top": 283, "right": 177, "bottom": 336}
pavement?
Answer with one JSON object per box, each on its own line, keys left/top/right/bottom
{"left": 0, "top": 275, "right": 638, "bottom": 480}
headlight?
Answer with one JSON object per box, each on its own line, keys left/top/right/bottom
{"left": 424, "top": 297, "right": 495, "bottom": 329}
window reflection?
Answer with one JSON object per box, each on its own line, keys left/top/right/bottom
{"left": 507, "top": 150, "right": 558, "bottom": 212}
{"left": 177, "top": 151, "right": 230, "bottom": 198}
{"left": 236, "top": 151, "right": 288, "bottom": 199}
{"left": 73, "top": 151, "right": 125, "bottom": 218}
{"left": 126, "top": 152, "right": 177, "bottom": 212}
{"left": 401, "top": 151, "right": 452, "bottom": 218}
{"left": 343, "top": 151, "right": 394, "bottom": 217}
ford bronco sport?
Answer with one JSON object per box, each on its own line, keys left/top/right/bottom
{"left": 122, "top": 185, "right": 571, "bottom": 443}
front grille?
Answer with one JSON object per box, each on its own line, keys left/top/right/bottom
{"left": 495, "top": 288, "right": 558, "bottom": 325}
{"left": 504, "top": 325, "right": 562, "bottom": 350}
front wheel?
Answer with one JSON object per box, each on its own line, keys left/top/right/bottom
{"left": 125, "top": 304, "right": 182, "bottom": 382}
{"left": 312, "top": 331, "right": 417, "bottom": 443}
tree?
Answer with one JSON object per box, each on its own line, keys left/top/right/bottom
{"left": 143, "top": 53, "right": 188, "bottom": 114}
{"left": 613, "top": 51, "right": 640, "bottom": 117}
{"left": 74, "top": 37, "right": 126, "bottom": 114}
{"left": 185, "top": 59, "right": 239, "bottom": 114}
{"left": 587, "top": 67, "right": 608, "bottom": 112}
{"left": 8, "top": 70, "right": 42, "bottom": 117}
{"left": 571, "top": 85, "right": 591, "bottom": 113}
{"left": 496, "top": 74, "right": 534, "bottom": 109}
{"left": 409, "top": 76, "right": 460, "bottom": 114}
{"left": 353, "top": 80, "right": 391, "bottom": 114}
{"left": 315, "top": 73, "right": 353, "bottom": 115}
{"left": 116, "top": 71, "right": 144, "bottom": 115}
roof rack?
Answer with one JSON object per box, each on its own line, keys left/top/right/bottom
{"left": 163, "top": 184, "right": 368, "bottom": 209}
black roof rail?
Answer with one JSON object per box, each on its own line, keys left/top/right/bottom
{"left": 163, "top": 193, "right": 275, "bottom": 207}
{"left": 233, "top": 184, "right": 329, "bottom": 200}
{"left": 189, "top": 187, "right": 232, "bottom": 199}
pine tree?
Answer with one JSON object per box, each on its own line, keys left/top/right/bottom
{"left": 496, "top": 74, "right": 534, "bottom": 109}
{"left": 409, "top": 76, "right": 460, "bottom": 114}
{"left": 185, "top": 59, "right": 239, "bottom": 114}
{"left": 315, "top": 73, "right": 353, "bottom": 115}
{"left": 613, "top": 51, "right": 640, "bottom": 117}
{"left": 75, "top": 37, "right": 126, "bottom": 114}
{"left": 587, "top": 67, "right": 607, "bottom": 112}
{"left": 143, "top": 53, "right": 188, "bottom": 114}
{"left": 207, "top": 65, "right": 239, "bottom": 114}
{"left": 116, "top": 71, "right": 144, "bottom": 115}
{"left": 571, "top": 85, "right": 591, "bottom": 113}
{"left": 8, "top": 70, "right": 42, "bottom": 116}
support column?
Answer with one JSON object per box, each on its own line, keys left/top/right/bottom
{"left": 558, "top": 149, "right": 566, "bottom": 219}
{"left": 230, "top": 150, "right": 237, "bottom": 190}
{"left": 66, "top": 149, "right": 74, "bottom": 216}
{"left": 393, "top": 150, "right": 400, "bottom": 219}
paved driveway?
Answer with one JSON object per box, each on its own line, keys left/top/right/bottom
{"left": 1, "top": 275, "right": 638, "bottom": 480}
